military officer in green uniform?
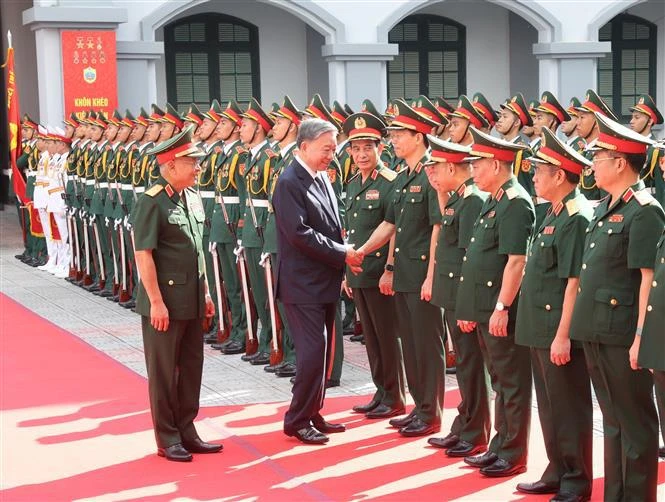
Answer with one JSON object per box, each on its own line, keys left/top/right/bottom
{"left": 448, "top": 95, "right": 490, "bottom": 146}
{"left": 495, "top": 93, "right": 534, "bottom": 197}
{"left": 561, "top": 98, "right": 587, "bottom": 154}
{"left": 341, "top": 111, "right": 406, "bottom": 419}
{"left": 472, "top": 92, "right": 499, "bottom": 132}
{"left": 514, "top": 127, "right": 594, "bottom": 501}
{"left": 133, "top": 127, "right": 221, "bottom": 462}
{"left": 629, "top": 94, "right": 663, "bottom": 206}
{"left": 424, "top": 137, "right": 490, "bottom": 457}
{"left": 574, "top": 89, "right": 618, "bottom": 203}
{"left": 456, "top": 127, "right": 535, "bottom": 478}
{"left": 358, "top": 100, "right": 445, "bottom": 437}
{"left": 637, "top": 142, "right": 665, "bottom": 460}
{"left": 569, "top": 114, "right": 664, "bottom": 501}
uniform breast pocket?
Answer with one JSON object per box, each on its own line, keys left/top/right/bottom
{"left": 442, "top": 217, "right": 458, "bottom": 245}
{"left": 535, "top": 236, "right": 556, "bottom": 270}
{"left": 593, "top": 288, "right": 636, "bottom": 335}
{"left": 481, "top": 219, "right": 498, "bottom": 250}
{"left": 604, "top": 223, "right": 626, "bottom": 258}
{"left": 406, "top": 193, "right": 425, "bottom": 218}
{"left": 159, "top": 272, "right": 187, "bottom": 287}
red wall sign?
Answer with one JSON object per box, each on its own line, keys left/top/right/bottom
{"left": 61, "top": 30, "right": 118, "bottom": 120}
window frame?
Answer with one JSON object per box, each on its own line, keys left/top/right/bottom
{"left": 387, "top": 14, "right": 466, "bottom": 101}
{"left": 164, "top": 13, "right": 261, "bottom": 111}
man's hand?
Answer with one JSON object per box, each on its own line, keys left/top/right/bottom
{"left": 629, "top": 336, "right": 641, "bottom": 370}
{"left": 457, "top": 320, "right": 477, "bottom": 333}
{"left": 550, "top": 334, "right": 571, "bottom": 366}
{"left": 342, "top": 279, "right": 353, "bottom": 299}
{"left": 420, "top": 274, "right": 433, "bottom": 302}
{"left": 379, "top": 270, "right": 394, "bottom": 296}
{"left": 345, "top": 245, "right": 364, "bottom": 274}
{"left": 489, "top": 310, "right": 509, "bottom": 337}
{"left": 150, "top": 299, "right": 170, "bottom": 332}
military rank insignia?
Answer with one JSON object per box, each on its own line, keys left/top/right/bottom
{"left": 444, "top": 208, "right": 455, "bottom": 216}
{"left": 609, "top": 214, "right": 624, "bottom": 223}
{"left": 365, "top": 190, "right": 379, "bottom": 200}
{"left": 543, "top": 226, "right": 555, "bottom": 235}
{"left": 409, "top": 185, "right": 421, "bottom": 193}
{"left": 487, "top": 210, "right": 496, "bottom": 218}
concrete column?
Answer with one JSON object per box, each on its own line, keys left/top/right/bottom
{"left": 34, "top": 28, "right": 63, "bottom": 125}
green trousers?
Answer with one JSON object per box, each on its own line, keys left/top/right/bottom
{"left": 444, "top": 309, "right": 490, "bottom": 446}
{"left": 354, "top": 287, "right": 405, "bottom": 408}
{"left": 476, "top": 322, "right": 532, "bottom": 464}
{"left": 394, "top": 291, "right": 445, "bottom": 425}
{"left": 141, "top": 316, "right": 204, "bottom": 448}
{"left": 215, "top": 241, "right": 247, "bottom": 345}
{"left": 531, "top": 347, "right": 593, "bottom": 497}
{"left": 583, "top": 342, "right": 658, "bottom": 501}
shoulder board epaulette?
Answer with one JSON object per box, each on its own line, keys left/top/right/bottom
{"left": 566, "top": 198, "right": 579, "bottom": 216}
{"left": 235, "top": 145, "right": 246, "bottom": 154}
{"left": 379, "top": 168, "right": 397, "bottom": 182}
{"left": 463, "top": 185, "right": 474, "bottom": 199}
{"left": 146, "top": 184, "right": 164, "bottom": 197}
{"left": 505, "top": 187, "right": 519, "bottom": 200}
{"left": 633, "top": 189, "right": 655, "bottom": 207}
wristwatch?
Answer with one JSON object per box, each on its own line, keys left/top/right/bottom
{"left": 495, "top": 301, "right": 509, "bottom": 311}
{"left": 385, "top": 264, "right": 394, "bottom": 272}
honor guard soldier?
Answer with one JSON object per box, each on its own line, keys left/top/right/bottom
{"left": 149, "top": 103, "right": 184, "bottom": 185}
{"left": 433, "top": 96, "right": 456, "bottom": 140}
{"left": 133, "top": 127, "right": 220, "bottom": 462}
{"left": 448, "top": 95, "right": 490, "bottom": 146}
{"left": 184, "top": 103, "right": 206, "bottom": 143}
{"left": 208, "top": 100, "right": 250, "bottom": 356}
{"left": 342, "top": 111, "right": 406, "bottom": 419}
{"left": 424, "top": 137, "right": 490, "bottom": 457}
{"left": 514, "top": 127, "right": 594, "bottom": 501}
{"left": 569, "top": 114, "right": 664, "bottom": 501}
{"left": 238, "top": 98, "right": 278, "bottom": 366}
{"left": 574, "top": 89, "right": 619, "bottom": 202}
{"left": 629, "top": 94, "right": 663, "bottom": 205}
{"left": 412, "top": 95, "right": 449, "bottom": 138}
{"left": 472, "top": 92, "right": 499, "bottom": 132}
{"left": 561, "top": 98, "right": 587, "bottom": 153}
{"left": 637, "top": 141, "right": 665, "bottom": 460}
{"left": 262, "top": 95, "right": 302, "bottom": 376}
{"left": 496, "top": 93, "right": 534, "bottom": 197}
{"left": 521, "top": 100, "right": 539, "bottom": 143}
{"left": 456, "top": 127, "right": 535, "bottom": 478}
{"left": 358, "top": 99, "right": 445, "bottom": 437}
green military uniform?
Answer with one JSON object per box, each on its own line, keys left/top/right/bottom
{"left": 102, "top": 131, "right": 126, "bottom": 296}
{"left": 133, "top": 130, "right": 207, "bottom": 449}
{"left": 428, "top": 144, "right": 489, "bottom": 449}
{"left": 630, "top": 95, "right": 664, "bottom": 206}
{"left": 343, "top": 112, "right": 405, "bottom": 411}
{"left": 515, "top": 128, "right": 594, "bottom": 498}
{"left": 456, "top": 130, "right": 535, "bottom": 468}
{"left": 569, "top": 114, "right": 663, "bottom": 501}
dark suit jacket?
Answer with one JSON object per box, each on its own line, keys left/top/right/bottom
{"left": 272, "top": 159, "right": 346, "bottom": 304}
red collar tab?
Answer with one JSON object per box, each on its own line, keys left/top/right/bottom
{"left": 495, "top": 188, "right": 505, "bottom": 201}
{"left": 164, "top": 184, "right": 175, "bottom": 198}
{"left": 553, "top": 201, "right": 564, "bottom": 215}
{"left": 622, "top": 188, "right": 634, "bottom": 203}
{"left": 456, "top": 183, "right": 466, "bottom": 197}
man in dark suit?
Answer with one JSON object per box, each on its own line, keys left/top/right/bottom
{"left": 272, "top": 118, "right": 363, "bottom": 445}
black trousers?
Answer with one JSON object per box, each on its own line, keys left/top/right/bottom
{"left": 283, "top": 302, "right": 336, "bottom": 433}
{"left": 141, "top": 316, "right": 204, "bottom": 448}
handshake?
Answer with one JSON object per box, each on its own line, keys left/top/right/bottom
{"left": 345, "top": 245, "right": 365, "bottom": 275}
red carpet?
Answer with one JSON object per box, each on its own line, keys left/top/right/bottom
{"left": 1, "top": 293, "right": 663, "bottom": 501}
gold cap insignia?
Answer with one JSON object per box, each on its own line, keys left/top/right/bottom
{"left": 394, "top": 104, "right": 400, "bottom": 116}
{"left": 541, "top": 96, "right": 547, "bottom": 104}
{"left": 585, "top": 94, "right": 590, "bottom": 101}
{"left": 511, "top": 96, "right": 518, "bottom": 103}
{"left": 354, "top": 116, "right": 367, "bottom": 129}
{"left": 638, "top": 97, "right": 645, "bottom": 104}
{"left": 457, "top": 100, "right": 463, "bottom": 108}
{"left": 361, "top": 103, "right": 367, "bottom": 111}
{"left": 473, "top": 97, "right": 479, "bottom": 103}
{"left": 418, "top": 100, "right": 423, "bottom": 108}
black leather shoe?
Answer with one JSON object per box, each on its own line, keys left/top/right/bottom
{"left": 389, "top": 410, "right": 416, "bottom": 429}
{"left": 312, "top": 417, "right": 346, "bottom": 434}
{"left": 83, "top": 283, "right": 101, "bottom": 292}
{"left": 157, "top": 443, "right": 192, "bottom": 462}
{"left": 325, "top": 379, "right": 340, "bottom": 388}
{"left": 275, "top": 362, "right": 296, "bottom": 377}
{"left": 464, "top": 450, "right": 498, "bottom": 468}
{"left": 285, "top": 426, "right": 329, "bottom": 445}
{"left": 479, "top": 458, "right": 526, "bottom": 477}
{"left": 264, "top": 362, "right": 282, "bottom": 373}
{"left": 427, "top": 432, "right": 459, "bottom": 449}
{"left": 366, "top": 404, "right": 405, "bottom": 419}
{"left": 221, "top": 342, "right": 246, "bottom": 355}
{"left": 352, "top": 399, "right": 380, "bottom": 414}
{"left": 96, "top": 289, "right": 114, "bottom": 298}
{"left": 349, "top": 334, "right": 364, "bottom": 343}
{"left": 182, "top": 438, "right": 223, "bottom": 454}
{"left": 445, "top": 366, "right": 457, "bottom": 374}
{"left": 107, "top": 295, "right": 119, "bottom": 302}
{"left": 203, "top": 332, "right": 218, "bottom": 344}
{"left": 15, "top": 253, "right": 26, "bottom": 261}
{"left": 659, "top": 446, "right": 665, "bottom": 458}
{"left": 241, "top": 352, "right": 258, "bottom": 362}
{"left": 550, "top": 491, "right": 590, "bottom": 502}
{"left": 516, "top": 480, "right": 559, "bottom": 495}
{"left": 445, "top": 440, "right": 486, "bottom": 458}
{"left": 250, "top": 352, "right": 270, "bottom": 365}
{"left": 399, "top": 418, "right": 440, "bottom": 437}
{"left": 119, "top": 300, "right": 135, "bottom": 309}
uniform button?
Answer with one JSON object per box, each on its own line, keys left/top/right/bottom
{"left": 421, "top": 255, "right": 426, "bottom": 261}
{"left": 350, "top": 229, "right": 355, "bottom": 234}
{"left": 647, "top": 305, "right": 653, "bottom": 312}
{"left": 529, "top": 252, "right": 532, "bottom": 257}
{"left": 448, "top": 272, "right": 454, "bottom": 278}
{"left": 470, "top": 237, "right": 475, "bottom": 242}
{"left": 375, "top": 252, "right": 381, "bottom": 257}
{"left": 402, "top": 189, "right": 406, "bottom": 193}
{"left": 577, "top": 287, "right": 581, "bottom": 293}
{"left": 487, "top": 281, "right": 492, "bottom": 287}
{"left": 353, "top": 212, "right": 357, "bottom": 217}
{"left": 541, "top": 242, "right": 545, "bottom": 247}
{"left": 610, "top": 298, "right": 618, "bottom": 306}
{"left": 356, "top": 196, "right": 360, "bottom": 200}
{"left": 598, "top": 221, "right": 603, "bottom": 227}
{"left": 590, "top": 242, "right": 595, "bottom": 248}
{"left": 652, "top": 280, "right": 657, "bottom": 287}
{"left": 582, "top": 264, "right": 587, "bottom": 270}
{"left": 545, "top": 304, "right": 551, "bottom": 311}
{"left": 480, "top": 219, "right": 484, "bottom": 224}
{"left": 586, "top": 228, "right": 590, "bottom": 233}
{"left": 661, "top": 257, "right": 665, "bottom": 263}
{"left": 411, "top": 198, "right": 415, "bottom": 203}
{"left": 607, "top": 229, "right": 613, "bottom": 234}
{"left": 368, "top": 204, "right": 373, "bottom": 209}
{"left": 460, "top": 276, "right": 464, "bottom": 282}
{"left": 395, "top": 248, "right": 400, "bottom": 253}
{"left": 537, "top": 233, "right": 542, "bottom": 238}
{"left": 397, "top": 228, "right": 402, "bottom": 232}
{"left": 168, "top": 279, "right": 174, "bottom": 286}
{"left": 463, "top": 256, "right": 467, "bottom": 261}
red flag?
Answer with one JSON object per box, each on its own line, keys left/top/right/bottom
{"left": 3, "top": 43, "right": 26, "bottom": 202}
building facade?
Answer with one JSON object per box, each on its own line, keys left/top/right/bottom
{"left": 2, "top": 0, "right": 663, "bottom": 128}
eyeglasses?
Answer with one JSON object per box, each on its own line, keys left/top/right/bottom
{"left": 592, "top": 156, "right": 620, "bottom": 165}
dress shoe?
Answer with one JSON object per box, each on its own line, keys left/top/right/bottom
{"left": 250, "top": 352, "right": 270, "bottom": 365}
{"left": 275, "top": 362, "right": 296, "bottom": 377}
{"left": 107, "top": 294, "right": 119, "bottom": 302}
{"left": 15, "top": 253, "right": 26, "bottom": 261}
{"left": 659, "top": 446, "right": 665, "bottom": 458}
{"left": 83, "top": 283, "right": 101, "bottom": 293}
{"left": 312, "top": 417, "right": 346, "bottom": 434}
{"left": 399, "top": 418, "right": 440, "bottom": 437}
{"left": 325, "top": 379, "right": 340, "bottom": 388}
{"left": 550, "top": 491, "right": 589, "bottom": 502}
{"left": 389, "top": 410, "right": 416, "bottom": 429}
{"left": 445, "top": 440, "right": 486, "bottom": 458}
{"left": 264, "top": 362, "right": 282, "bottom": 373}
{"left": 427, "top": 432, "right": 459, "bottom": 449}
{"left": 157, "top": 443, "right": 192, "bottom": 462}
{"left": 241, "top": 352, "right": 258, "bottom": 362}
{"left": 352, "top": 399, "right": 380, "bottom": 414}
{"left": 349, "top": 334, "right": 364, "bottom": 343}
{"left": 479, "top": 458, "right": 526, "bottom": 478}
{"left": 464, "top": 450, "right": 498, "bottom": 468}
{"left": 119, "top": 300, "right": 135, "bottom": 309}
{"left": 182, "top": 438, "right": 223, "bottom": 454}
{"left": 212, "top": 340, "right": 234, "bottom": 350}
{"left": 366, "top": 404, "right": 405, "bottom": 419}
{"left": 203, "top": 332, "right": 218, "bottom": 344}
{"left": 285, "top": 426, "right": 329, "bottom": 445}
{"left": 516, "top": 480, "right": 559, "bottom": 495}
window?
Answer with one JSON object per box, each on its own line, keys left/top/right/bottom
{"left": 165, "top": 14, "right": 260, "bottom": 114}
{"left": 597, "top": 14, "right": 656, "bottom": 121}
{"left": 387, "top": 15, "right": 466, "bottom": 102}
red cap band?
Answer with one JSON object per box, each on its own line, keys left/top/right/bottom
{"left": 633, "top": 104, "right": 657, "bottom": 124}
{"left": 581, "top": 100, "right": 605, "bottom": 116}
{"left": 597, "top": 132, "right": 648, "bottom": 154}
{"left": 538, "top": 146, "right": 583, "bottom": 175}
{"left": 246, "top": 109, "right": 272, "bottom": 133}
{"left": 349, "top": 127, "right": 382, "bottom": 140}
{"left": 413, "top": 106, "right": 442, "bottom": 125}
{"left": 279, "top": 107, "right": 301, "bottom": 126}
{"left": 430, "top": 150, "right": 468, "bottom": 164}
{"left": 538, "top": 102, "right": 565, "bottom": 123}
{"left": 472, "top": 143, "right": 517, "bottom": 162}
{"left": 507, "top": 103, "right": 529, "bottom": 127}
{"left": 186, "top": 112, "right": 204, "bottom": 126}
{"left": 473, "top": 102, "right": 494, "bottom": 125}
{"left": 222, "top": 108, "right": 241, "bottom": 124}
{"left": 454, "top": 108, "right": 484, "bottom": 129}
{"left": 156, "top": 142, "right": 196, "bottom": 164}
{"left": 391, "top": 115, "right": 433, "bottom": 135}
{"left": 306, "top": 105, "right": 327, "bottom": 121}
{"left": 164, "top": 112, "right": 184, "bottom": 130}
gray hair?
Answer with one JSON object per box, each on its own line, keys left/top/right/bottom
{"left": 296, "top": 118, "right": 338, "bottom": 148}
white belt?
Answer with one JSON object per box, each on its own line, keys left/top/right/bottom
{"left": 134, "top": 186, "right": 145, "bottom": 193}
{"left": 199, "top": 191, "right": 215, "bottom": 199}
{"left": 121, "top": 183, "right": 133, "bottom": 190}
{"left": 248, "top": 199, "right": 269, "bottom": 208}
{"left": 341, "top": 191, "right": 347, "bottom": 199}
{"left": 217, "top": 195, "right": 240, "bottom": 204}
{"left": 85, "top": 179, "right": 95, "bottom": 186}
{"left": 99, "top": 182, "right": 109, "bottom": 189}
